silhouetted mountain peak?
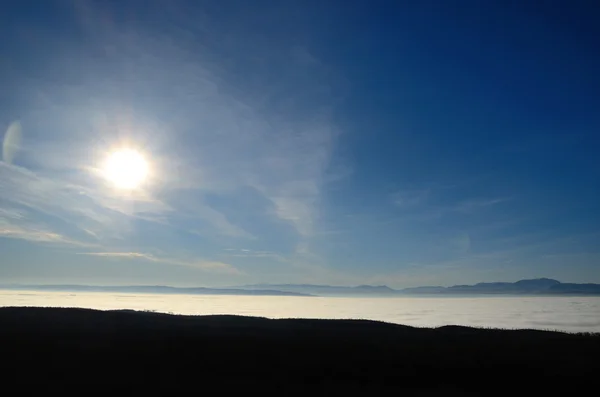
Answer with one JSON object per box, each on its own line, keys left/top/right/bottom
{"left": 354, "top": 285, "right": 394, "bottom": 291}
{"left": 401, "top": 278, "right": 599, "bottom": 295}
{"left": 514, "top": 278, "right": 561, "bottom": 288}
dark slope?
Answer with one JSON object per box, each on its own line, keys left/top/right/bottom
{"left": 1, "top": 307, "right": 598, "bottom": 396}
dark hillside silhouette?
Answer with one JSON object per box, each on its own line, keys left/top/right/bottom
{"left": 1, "top": 307, "right": 598, "bottom": 395}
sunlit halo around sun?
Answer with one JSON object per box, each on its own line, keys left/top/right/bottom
{"left": 102, "top": 148, "right": 149, "bottom": 189}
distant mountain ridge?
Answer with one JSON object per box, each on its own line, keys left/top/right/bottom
{"left": 2, "top": 278, "right": 599, "bottom": 297}
{"left": 239, "top": 278, "right": 600, "bottom": 296}
{"left": 402, "top": 278, "right": 569, "bottom": 294}
{"left": 236, "top": 284, "right": 397, "bottom": 296}
{"left": 0, "top": 284, "right": 312, "bottom": 297}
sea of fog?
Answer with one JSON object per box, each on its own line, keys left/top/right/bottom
{"left": 1, "top": 290, "right": 599, "bottom": 333}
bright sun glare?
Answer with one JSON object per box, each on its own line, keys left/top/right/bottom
{"left": 102, "top": 149, "right": 149, "bottom": 190}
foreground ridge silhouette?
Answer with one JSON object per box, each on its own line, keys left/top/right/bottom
{"left": 1, "top": 307, "right": 598, "bottom": 396}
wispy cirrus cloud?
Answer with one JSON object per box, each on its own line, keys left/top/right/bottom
{"left": 0, "top": 160, "right": 166, "bottom": 242}
{"left": 391, "top": 180, "right": 512, "bottom": 221}
{"left": 452, "top": 197, "right": 512, "bottom": 213}
{"left": 392, "top": 189, "right": 430, "bottom": 208}
{"left": 0, "top": 160, "right": 244, "bottom": 275}
{"left": 0, "top": 222, "right": 96, "bottom": 248}
{"left": 222, "top": 248, "right": 287, "bottom": 262}
{"left": 0, "top": 207, "right": 26, "bottom": 221}
{"left": 80, "top": 252, "right": 152, "bottom": 259}
{"left": 78, "top": 251, "right": 242, "bottom": 275}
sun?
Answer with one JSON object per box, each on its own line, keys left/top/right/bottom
{"left": 102, "top": 148, "right": 149, "bottom": 189}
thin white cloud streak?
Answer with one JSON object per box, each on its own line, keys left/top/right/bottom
{"left": 0, "top": 161, "right": 167, "bottom": 242}
{"left": 0, "top": 155, "right": 248, "bottom": 243}
{"left": 79, "top": 252, "right": 242, "bottom": 275}
{"left": 392, "top": 185, "right": 510, "bottom": 213}
{"left": 221, "top": 248, "right": 288, "bottom": 262}
{"left": 81, "top": 252, "right": 152, "bottom": 259}
{"left": 452, "top": 197, "right": 512, "bottom": 213}
{"left": 388, "top": 184, "right": 514, "bottom": 227}
{"left": 0, "top": 222, "right": 96, "bottom": 248}
{"left": 392, "top": 189, "right": 430, "bottom": 208}
{"left": 181, "top": 202, "right": 254, "bottom": 240}
{"left": 2, "top": 121, "right": 21, "bottom": 164}
{"left": 0, "top": 207, "right": 26, "bottom": 220}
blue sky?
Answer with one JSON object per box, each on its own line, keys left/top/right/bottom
{"left": 1, "top": 0, "right": 599, "bottom": 287}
